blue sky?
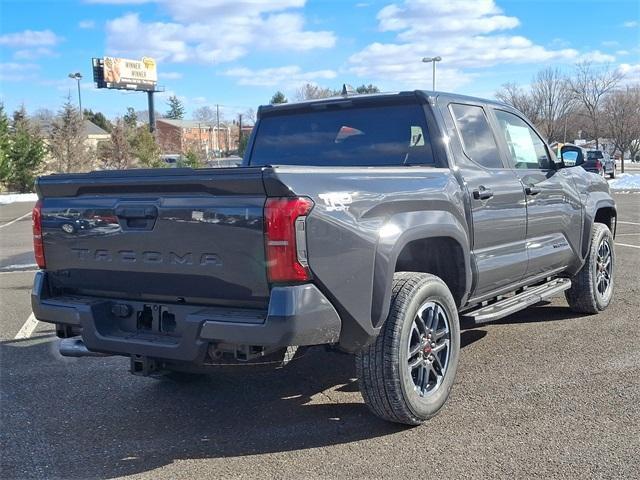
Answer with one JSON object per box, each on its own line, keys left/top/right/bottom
{"left": 1, "top": 0, "right": 638, "bottom": 122}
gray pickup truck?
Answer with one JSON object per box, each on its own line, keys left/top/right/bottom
{"left": 31, "top": 91, "right": 617, "bottom": 425}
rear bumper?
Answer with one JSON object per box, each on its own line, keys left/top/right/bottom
{"left": 31, "top": 271, "right": 341, "bottom": 363}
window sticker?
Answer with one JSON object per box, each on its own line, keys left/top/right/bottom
{"left": 410, "top": 126, "right": 425, "bottom": 147}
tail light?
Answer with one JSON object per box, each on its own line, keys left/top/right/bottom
{"left": 32, "top": 200, "right": 46, "bottom": 269}
{"left": 595, "top": 160, "right": 602, "bottom": 171}
{"left": 264, "top": 197, "right": 314, "bottom": 283}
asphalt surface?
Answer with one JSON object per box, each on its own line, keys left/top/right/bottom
{"left": 1, "top": 192, "right": 639, "bottom": 480}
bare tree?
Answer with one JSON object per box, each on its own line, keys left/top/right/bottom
{"left": 531, "top": 67, "right": 575, "bottom": 142}
{"left": 568, "top": 62, "right": 623, "bottom": 148}
{"left": 295, "top": 83, "right": 335, "bottom": 101}
{"left": 98, "top": 118, "right": 131, "bottom": 170}
{"left": 49, "top": 98, "right": 90, "bottom": 173}
{"left": 193, "top": 106, "right": 216, "bottom": 122}
{"left": 603, "top": 85, "right": 640, "bottom": 173}
{"left": 495, "top": 82, "right": 541, "bottom": 126}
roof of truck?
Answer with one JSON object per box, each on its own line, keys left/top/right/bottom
{"left": 259, "top": 90, "right": 511, "bottom": 115}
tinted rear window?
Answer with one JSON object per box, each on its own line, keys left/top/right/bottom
{"left": 249, "top": 102, "right": 434, "bottom": 166}
{"left": 587, "top": 151, "right": 603, "bottom": 160}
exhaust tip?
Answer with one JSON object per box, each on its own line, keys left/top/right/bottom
{"left": 59, "top": 337, "right": 109, "bottom": 358}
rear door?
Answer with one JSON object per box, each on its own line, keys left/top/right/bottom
{"left": 443, "top": 100, "right": 528, "bottom": 298}
{"left": 38, "top": 168, "right": 272, "bottom": 308}
{"left": 489, "top": 108, "right": 583, "bottom": 279}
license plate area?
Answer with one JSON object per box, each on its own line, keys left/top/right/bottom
{"left": 136, "top": 304, "right": 178, "bottom": 334}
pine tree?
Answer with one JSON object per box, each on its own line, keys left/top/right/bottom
{"left": 1, "top": 107, "right": 46, "bottom": 192}
{"left": 84, "top": 109, "right": 113, "bottom": 132}
{"left": 131, "top": 127, "right": 163, "bottom": 168}
{"left": 165, "top": 95, "right": 185, "bottom": 119}
{"left": 0, "top": 104, "right": 10, "bottom": 185}
{"left": 123, "top": 107, "right": 138, "bottom": 129}
{"left": 270, "top": 91, "right": 288, "bottom": 104}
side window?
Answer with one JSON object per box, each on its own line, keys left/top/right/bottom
{"left": 449, "top": 103, "right": 502, "bottom": 168}
{"left": 494, "top": 110, "right": 551, "bottom": 170}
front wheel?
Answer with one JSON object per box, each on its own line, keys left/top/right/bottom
{"left": 565, "top": 222, "right": 615, "bottom": 313}
{"left": 356, "top": 272, "right": 460, "bottom": 425}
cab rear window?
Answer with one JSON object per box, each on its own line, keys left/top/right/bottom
{"left": 249, "top": 102, "right": 434, "bottom": 167}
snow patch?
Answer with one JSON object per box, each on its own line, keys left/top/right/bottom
{"left": 609, "top": 173, "right": 640, "bottom": 191}
{"left": 0, "top": 193, "right": 38, "bottom": 205}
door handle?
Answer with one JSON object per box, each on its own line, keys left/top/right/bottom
{"left": 472, "top": 186, "right": 494, "bottom": 200}
{"left": 525, "top": 185, "right": 541, "bottom": 196}
{"left": 115, "top": 206, "right": 157, "bottom": 219}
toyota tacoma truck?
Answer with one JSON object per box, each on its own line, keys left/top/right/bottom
{"left": 31, "top": 90, "right": 617, "bottom": 425}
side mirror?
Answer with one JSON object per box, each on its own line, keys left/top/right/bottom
{"left": 560, "top": 146, "right": 582, "bottom": 167}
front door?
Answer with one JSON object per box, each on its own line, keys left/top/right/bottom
{"left": 445, "top": 102, "right": 528, "bottom": 298}
{"left": 490, "top": 108, "right": 583, "bottom": 279}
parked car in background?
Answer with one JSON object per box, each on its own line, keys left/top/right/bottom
{"left": 585, "top": 150, "right": 614, "bottom": 178}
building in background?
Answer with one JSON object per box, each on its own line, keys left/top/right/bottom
{"left": 156, "top": 119, "right": 234, "bottom": 158}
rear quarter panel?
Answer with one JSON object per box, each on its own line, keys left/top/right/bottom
{"left": 267, "top": 166, "right": 470, "bottom": 349}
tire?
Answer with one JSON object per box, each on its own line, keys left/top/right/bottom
{"left": 356, "top": 272, "right": 460, "bottom": 425}
{"left": 565, "top": 222, "right": 615, "bottom": 314}
{"left": 609, "top": 169, "right": 615, "bottom": 179}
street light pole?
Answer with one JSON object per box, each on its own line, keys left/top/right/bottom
{"left": 68, "top": 72, "right": 83, "bottom": 116}
{"left": 421, "top": 56, "right": 442, "bottom": 91}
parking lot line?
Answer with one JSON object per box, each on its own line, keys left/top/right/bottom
{"left": 0, "top": 211, "right": 31, "bottom": 229}
{"left": 616, "top": 242, "right": 640, "bottom": 250}
{"left": 14, "top": 313, "right": 39, "bottom": 340}
{"left": 618, "top": 221, "right": 640, "bottom": 226}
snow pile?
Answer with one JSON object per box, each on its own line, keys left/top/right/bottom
{"left": 609, "top": 173, "right": 640, "bottom": 191}
{"left": 0, "top": 193, "right": 38, "bottom": 205}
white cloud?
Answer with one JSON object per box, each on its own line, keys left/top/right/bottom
{"left": 346, "top": 0, "right": 607, "bottom": 89}
{"left": 601, "top": 40, "right": 619, "bottom": 47}
{"left": 161, "top": 71, "right": 183, "bottom": 79}
{"left": 0, "top": 62, "right": 39, "bottom": 82}
{"left": 0, "top": 29, "right": 62, "bottom": 47}
{"left": 13, "top": 47, "right": 56, "bottom": 60}
{"left": 623, "top": 20, "right": 638, "bottom": 28}
{"left": 224, "top": 65, "right": 337, "bottom": 87}
{"left": 78, "top": 20, "right": 96, "bottom": 29}
{"left": 105, "top": 1, "right": 335, "bottom": 65}
{"left": 580, "top": 50, "right": 616, "bottom": 63}
{"left": 617, "top": 63, "right": 640, "bottom": 76}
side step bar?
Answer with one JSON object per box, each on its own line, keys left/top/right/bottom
{"left": 462, "top": 278, "right": 571, "bottom": 324}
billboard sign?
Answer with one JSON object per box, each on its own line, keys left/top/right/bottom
{"left": 93, "top": 57, "right": 157, "bottom": 91}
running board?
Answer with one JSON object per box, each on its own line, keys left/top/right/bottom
{"left": 462, "top": 278, "right": 571, "bottom": 324}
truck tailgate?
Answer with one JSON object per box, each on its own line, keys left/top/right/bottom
{"left": 36, "top": 168, "right": 281, "bottom": 308}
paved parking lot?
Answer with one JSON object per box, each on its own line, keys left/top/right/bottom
{"left": 1, "top": 192, "right": 639, "bottom": 479}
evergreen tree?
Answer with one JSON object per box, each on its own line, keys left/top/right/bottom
{"left": 179, "top": 149, "right": 201, "bottom": 168}
{"left": 165, "top": 95, "right": 185, "bottom": 119}
{"left": 270, "top": 91, "right": 288, "bottom": 104}
{"left": 83, "top": 109, "right": 113, "bottom": 132}
{"left": 131, "top": 127, "right": 163, "bottom": 168}
{"left": 1, "top": 107, "right": 46, "bottom": 192}
{"left": 123, "top": 107, "right": 138, "bottom": 129}
{"left": 0, "top": 104, "right": 10, "bottom": 185}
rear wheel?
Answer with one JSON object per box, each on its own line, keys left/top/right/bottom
{"left": 565, "top": 222, "right": 614, "bottom": 313}
{"left": 356, "top": 272, "right": 460, "bottom": 425}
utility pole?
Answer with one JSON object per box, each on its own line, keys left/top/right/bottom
{"left": 238, "top": 113, "right": 243, "bottom": 152}
{"left": 216, "top": 104, "right": 220, "bottom": 157}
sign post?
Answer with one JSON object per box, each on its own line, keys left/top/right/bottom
{"left": 92, "top": 56, "right": 162, "bottom": 133}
